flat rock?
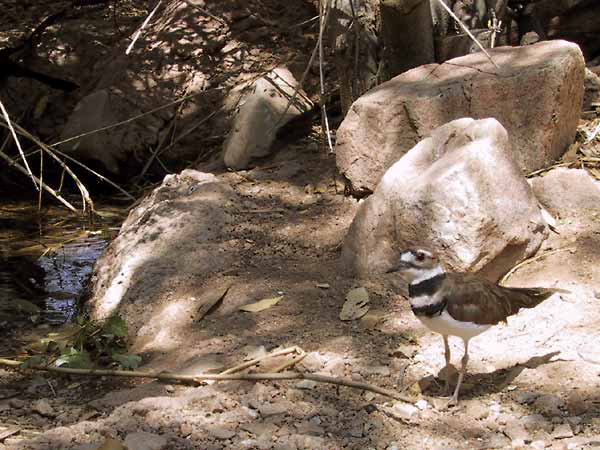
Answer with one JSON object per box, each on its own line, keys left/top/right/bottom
{"left": 503, "top": 420, "right": 529, "bottom": 442}
{"left": 341, "top": 117, "right": 547, "bottom": 279}
{"left": 360, "top": 365, "right": 391, "bottom": 377}
{"left": 31, "top": 399, "right": 54, "bottom": 417}
{"left": 336, "top": 40, "right": 584, "bottom": 194}
{"left": 294, "top": 421, "right": 325, "bottom": 436}
{"left": 530, "top": 168, "right": 600, "bottom": 217}
{"left": 209, "top": 426, "right": 237, "bottom": 440}
{"left": 241, "top": 422, "right": 279, "bottom": 438}
{"left": 295, "top": 380, "right": 318, "bottom": 390}
{"left": 534, "top": 394, "right": 565, "bottom": 416}
{"left": 383, "top": 402, "right": 419, "bottom": 421}
{"left": 123, "top": 431, "right": 168, "bottom": 450}
{"left": 463, "top": 400, "right": 489, "bottom": 420}
{"left": 298, "top": 352, "right": 324, "bottom": 372}
{"left": 259, "top": 401, "right": 291, "bottom": 418}
{"left": 522, "top": 414, "right": 553, "bottom": 433}
{"left": 552, "top": 424, "right": 574, "bottom": 440}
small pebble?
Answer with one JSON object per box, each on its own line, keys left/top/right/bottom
{"left": 415, "top": 400, "right": 429, "bottom": 410}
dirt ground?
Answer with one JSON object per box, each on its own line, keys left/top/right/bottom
{"left": 1, "top": 131, "right": 600, "bottom": 449}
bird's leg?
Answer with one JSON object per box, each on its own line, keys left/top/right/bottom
{"left": 443, "top": 335, "right": 451, "bottom": 394}
{"left": 448, "top": 339, "right": 469, "bottom": 407}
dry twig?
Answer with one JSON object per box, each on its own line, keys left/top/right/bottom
{"left": 0, "top": 356, "right": 414, "bottom": 403}
{"left": 126, "top": 0, "right": 163, "bottom": 55}
{"left": 0, "top": 150, "right": 77, "bottom": 212}
{"left": 0, "top": 98, "right": 38, "bottom": 190}
{"left": 433, "top": 0, "right": 499, "bottom": 69}
{"left": 318, "top": 0, "right": 334, "bottom": 153}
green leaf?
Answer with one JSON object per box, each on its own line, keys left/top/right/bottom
{"left": 101, "top": 315, "right": 127, "bottom": 338}
{"left": 112, "top": 352, "right": 142, "bottom": 370}
{"left": 55, "top": 347, "right": 92, "bottom": 369}
{"left": 20, "top": 355, "right": 47, "bottom": 368}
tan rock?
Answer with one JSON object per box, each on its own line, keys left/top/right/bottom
{"left": 341, "top": 118, "right": 547, "bottom": 279}
{"left": 223, "top": 67, "right": 312, "bottom": 170}
{"left": 336, "top": 40, "right": 585, "bottom": 194}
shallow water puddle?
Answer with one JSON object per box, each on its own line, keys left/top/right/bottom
{"left": 0, "top": 201, "right": 125, "bottom": 325}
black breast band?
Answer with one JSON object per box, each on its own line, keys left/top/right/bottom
{"left": 408, "top": 274, "right": 446, "bottom": 297}
{"left": 411, "top": 299, "right": 447, "bottom": 317}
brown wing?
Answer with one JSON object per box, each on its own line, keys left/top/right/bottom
{"left": 443, "top": 274, "right": 557, "bottom": 325}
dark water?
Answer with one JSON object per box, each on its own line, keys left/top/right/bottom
{"left": 0, "top": 201, "right": 125, "bottom": 326}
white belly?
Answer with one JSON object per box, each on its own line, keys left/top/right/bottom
{"left": 417, "top": 310, "right": 491, "bottom": 341}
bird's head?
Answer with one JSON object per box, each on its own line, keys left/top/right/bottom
{"left": 388, "top": 248, "right": 444, "bottom": 283}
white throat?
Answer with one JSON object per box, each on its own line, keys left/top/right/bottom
{"left": 406, "top": 265, "right": 445, "bottom": 285}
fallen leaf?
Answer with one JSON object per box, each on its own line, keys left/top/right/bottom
{"left": 239, "top": 296, "right": 283, "bottom": 312}
{"left": 0, "top": 426, "right": 20, "bottom": 442}
{"left": 340, "top": 287, "right": 370, "bottom": 321}
{"left": 195, "top": 283, "right": 232, "bottom": 320}
{"left": 360, "top": 311, "right": 385, "bottom": 329}
{"left": 539, "top": 206, "right": 559, "bottom": 234}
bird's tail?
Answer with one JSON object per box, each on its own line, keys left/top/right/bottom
{"left": 507, "top": 286, "right": 570, "bottom": 309}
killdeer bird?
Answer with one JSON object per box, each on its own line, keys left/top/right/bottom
{"left": 390, "top": 248, "right": 567, "bottom": 406}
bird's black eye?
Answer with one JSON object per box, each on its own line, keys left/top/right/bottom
{"left": 416, "top": 252, "right": 425, "bottom": 261}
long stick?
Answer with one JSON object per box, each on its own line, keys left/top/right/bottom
{"left": 125, "top": 0, "right": 162, "bottom": 55}
{"left": 0, "top": 358, "right": 414, "bottom": 403}
{"left": 0, "top": 98, "right": 38, "bottom": 190}
{"left": 433, "top": 0, "right": 499, "bottom": 69}
{"left": 318, "top": 0, "right": 334, "bottom": 153}
{"left": 8, "top": 122, "right": 94, "bottom": 213}
{"left": 0, "top": 151, "right": 77, "bottom": 212}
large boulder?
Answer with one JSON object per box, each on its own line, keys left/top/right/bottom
{"left": 341, "top": 117, "right": 548, "bottom": 281}
{"left": 59, "top": 89, "right": 161, "bottom": 174}
{"left": 223, "top": 67, "right": 313, "bottom": 170}
{"left": 87, "top": 170, "right": 240, "bottom": 351}
{"left": 336, "top": 40, "right": 585, "bottom": 195}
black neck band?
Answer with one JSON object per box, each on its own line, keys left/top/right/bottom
{"left": 411, "top": 299, "right": 447, "bottom": 317}
{"left": 408, "top": 273, "right": 446, "bottom": 297}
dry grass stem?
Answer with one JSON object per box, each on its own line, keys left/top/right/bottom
{"left": 0, "top": 98, "right": 38, "bottom": 190}
{"left": 0, "top": 149, "right": 77, "bottom": 212}
{"left": 126, "top": 0, "right": 163, "bottom": 55}
{"left": 433, "top": 0, "right": 499, "bottom": 69}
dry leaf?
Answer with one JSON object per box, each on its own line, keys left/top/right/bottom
{"left": 360, "top": 311, "right": 385, "bottom": 329}
{"left": 340, "top": 287, "right": 370, "bottom": 321}
{"left": 194, "top": 283, "right": 232, "bottom": 320}
{"left": 0, "top": 426, "right": 20, "bottom": 442}
{"left": 239, "top": 296, "right": 283, "bottom": 312}
{"left": 539, "top": 206, "right": 559, "bottom": 234}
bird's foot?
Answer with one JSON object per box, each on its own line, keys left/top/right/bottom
{"left": 438, "top": 395, "right": 459, "bottom": 410}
